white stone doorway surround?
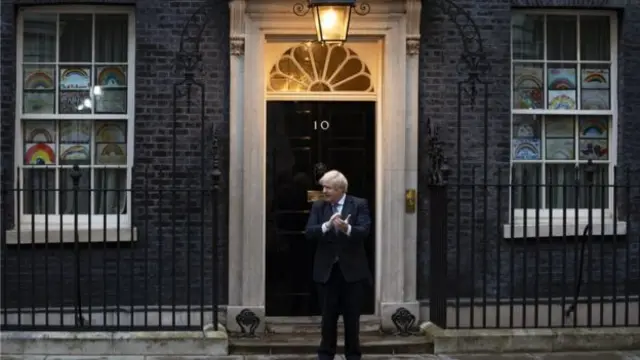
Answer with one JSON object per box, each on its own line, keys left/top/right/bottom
{"left": 226, "top": 0, "right": 422, "bottom": 333}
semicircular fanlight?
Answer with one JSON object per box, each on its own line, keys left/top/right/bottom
{"left": 267, "top": 43, "right": 374, "bottom": 93}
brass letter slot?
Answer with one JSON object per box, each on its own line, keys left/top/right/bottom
{"left": 405, "top": 189, "right": 416, "bottom": 213}
{"left": 307, "top": 190, "right": 324, "bottom": 203}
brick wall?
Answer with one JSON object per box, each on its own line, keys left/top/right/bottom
{"left": 417, "top": 0, "right": 640, "bottom": 301}
{"left": 0, "top": 0, "right": 230, "bottom": 309}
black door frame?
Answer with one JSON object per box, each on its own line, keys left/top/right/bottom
{"left": 264, "top": 99, "right": 378, "bottom": 317}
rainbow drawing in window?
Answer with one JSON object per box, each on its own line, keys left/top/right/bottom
{"left": 96, "top": 143, "right": 126, "bottom": 165}
{"left": 60, "top": 144, "right": 90, "bottom": 162}
{"left": 24, "top": 143, "right": 55, "bottom": 165}
{"left": 547, "top": 68, "right": 577, "bottom": 110}
{"left": 60, "top": 68, "right": 90, "bottom": 89}
{"left": 512, "top": 139, "right": 541, "bottom": 160}
{"left": 548, "top": 91, "right": 576, "bottom": 110}
{"left": 579, "top": 117, "right": 608, "bottom": 138}
{"left": 24, "top": 70, "right": 54, "bottom": 90}
{"left": 95, "top": 122, "right": 125, "bottom": 143}
{"left": 548, "top": 68, "right": 576, "bottom": 90}
{"left": 25, "top": 126, "right": 54, "bottom": 143}
{"left": 97, "top": 66, "right": 126, "bottom": 87}
{"left": 581, "top": 69, "right": 609, "bottom": 89}
{"left": 513, "top": 66, "right": 543, "bottom": 109}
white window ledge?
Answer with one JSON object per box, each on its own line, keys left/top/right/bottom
{"left": 5, "top": 227, "right": 138, "bottom": 245}
{"left": 503, "top": 221, "right": 627, "bottom": 239}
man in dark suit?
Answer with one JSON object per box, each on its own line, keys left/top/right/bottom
{"left": 305, "top": 169, "right": 371, "bottom": 360}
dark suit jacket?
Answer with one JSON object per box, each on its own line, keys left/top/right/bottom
{"left": 304, "top": 195, "right": 372, "bottom": 284}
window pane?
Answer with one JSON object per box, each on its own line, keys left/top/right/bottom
{"left": 59, "top": 66, "right": 92, "bottom": 114}
{"left": 580, "top": 16, "right": 610, "bottom": 61}
{"left": 513, "top": 164, "right": 542, "bottom": 208}
{"left": 95, "top": 120, "right": 127, "bottom": 165}
{"left": 23, "top": 14, "right": 56, "bottom": 63}
{"left": 23, "top": 120, "right": 56, "bottom": 165}
{"left": 578, "top": 164, "right": 608, "bottom": 208}
{"left": 23, "top": 65, "right": 56, "bottom": 114}
{"left": 547, "top": 15, "right": 577, "bottom": 61}
{"left": 95, "top": 66, "right": 128, "bottom": 114}
{"left": 59, "top": 168, "right": 90, "bottom": 214}
{"left": 95, "top": 120, "right": 127, "bottom": 142}
{"left": 512, "top": 14, "right": 544, "bottom": 60}
{"left": 59, "top": 14, "right": 92, "bottom": 62}
{"left": 578, "top": 116, "right": 609, "bottom": 161}
{"left": 59, "top": 121, "right": 92, "bottom": 165}
{"left": 512, "top": 115, "right": 541, "bottom": 160}
{"left": 547, "top": 65, "right": 577, "bottom": 110}
{"left": 545, "top": 115, "right": 575, "bottom": 160}
{"left": 546, "top": 164, "right": 609, "bottom": 209}
{"left": 95, "top": 169, "right": 127, "bottom": 214}
{"left": 581, "top": 65, "right": 610, "bottom": 110}
{"left": 546, "top": 164, "right": 578, "bottom": 209}
{"left": 95, "top": 14, "right": 128, "bottom": 63}
{"left": 22, "top": 168, "right": 55, "bottom": 214}
{"left": 513, "top": 63, "right": 543, "bottom": 109}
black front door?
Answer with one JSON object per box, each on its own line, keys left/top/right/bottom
{"left": 265, "top": 101, "right": 376, "bottom": 317}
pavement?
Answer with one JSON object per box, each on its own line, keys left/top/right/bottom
{"left": 2, "top": 353, "right": 640, "bottom": 360}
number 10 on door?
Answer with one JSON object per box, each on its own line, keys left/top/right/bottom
{"left": 314, "top": 120, "right": 330, "bottom": 131}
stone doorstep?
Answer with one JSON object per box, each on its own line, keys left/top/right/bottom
{"left": 228, "top": 332, "right": 433, "bottom": 355}
{"left": 4, "top": 324, "right": 640, "bottom": 357}
{"left": 420, "top": 322, "right": 640, "bottom": 354}
{"left": 0, "top": 325, "right": 228, "bottom": 356}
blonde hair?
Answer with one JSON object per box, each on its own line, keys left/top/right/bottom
{"left": 319, "top": 170, "right": 348, "bottom": 192}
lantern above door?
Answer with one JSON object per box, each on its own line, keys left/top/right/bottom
{"left": 293, "top": 0, "right": 371, "bottom": 44}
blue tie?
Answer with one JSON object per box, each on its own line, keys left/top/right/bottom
{"left": 331, "top": 203, "right": 341, "bottom": 262}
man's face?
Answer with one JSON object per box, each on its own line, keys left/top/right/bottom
{"left": 322, "top": 184, "right": 344, "bottom": 204}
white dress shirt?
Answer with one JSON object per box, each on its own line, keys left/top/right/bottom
{"left": 321, "top": 193, "right": 352, "bottom": 236}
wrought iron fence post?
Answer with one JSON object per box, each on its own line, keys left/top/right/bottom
{"left": 210, "top": 130, "right": 221, "bottom": 331}
{"left": 0, "top": 166, "right": 6, "bottom": 239}
{"left": 427, "top": 118, "right": 450, "bottom": 328}
{"left": 428, "top": 168, "right": 450, "bottom": 328}
{"left": 70, "top": 164, "right": 86, "bottom": 327}
{"left": 1, "top": 166, "right": 7, "bottom": 328}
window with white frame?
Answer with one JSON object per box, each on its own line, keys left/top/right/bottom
{"left": 16, "top": 7, "right": 134, "bottom": 226}
{"left": 511, "top": 11, "right": 616, "bottom": 216}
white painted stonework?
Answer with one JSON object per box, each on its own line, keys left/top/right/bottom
{"left": 226, "top": 0, "right": 422, "bottom": 333}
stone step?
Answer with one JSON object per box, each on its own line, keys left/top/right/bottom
{"left": 229, "top": 332, "right": 433, "bottom": 355}
{"left": 266, "top": 317, "right": 381, "bottom": 334}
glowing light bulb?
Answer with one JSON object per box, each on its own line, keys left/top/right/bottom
{"left": 320, "top": 8, "right": 338, "bottom": 30}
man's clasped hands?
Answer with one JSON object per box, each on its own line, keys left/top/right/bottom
{"left": 324, "top": 212, "right": 351, "bottom": 233}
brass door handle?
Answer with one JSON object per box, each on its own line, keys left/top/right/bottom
{"left": 307, "top": 190, "right": 324, "bottom": 203}
{"left": 405, "top": 189, "right": 416, "bottom": 213}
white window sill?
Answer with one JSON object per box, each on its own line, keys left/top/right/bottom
{"left": 5, "top": 226, "right": 138, "bottom": 245}
{"left": 503, "top": 221, "right": 627, "bottom": 239}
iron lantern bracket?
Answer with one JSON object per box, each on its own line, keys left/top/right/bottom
{"left": 293, "top": 0, "right": 371, "bottom": 17}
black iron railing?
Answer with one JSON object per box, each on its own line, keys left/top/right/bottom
{"left": 427, "top": 160, "right": 640, "bottom": 329}
{"left": 0, "top": 165, "right": 221, "bottom": 331}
